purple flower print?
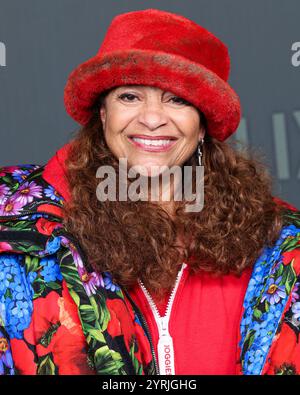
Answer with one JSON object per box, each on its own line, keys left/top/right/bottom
{"left": 0, "top": 332, "right": 14, "bottom": 375}
{"left": 292, "top": 282, "right": 300, "bottom": 304}
{"left": 60, "top": 237, "right": 104, "bottom": 296}
{"left": 0, "top": 199, "right": 25, "bottom": 216}
{"left": 78, "top": 266, "right": 104, "bottom": 297}
{"left": 12, "top": 181, "right": 43, "bottom": 206}
{"left": 70, "top": 245, "right": 84, "bottom": 269}
{"left": 292, "top": 302, "right": 300, "bottom": 321}
{"left": 261, "top": 276, "right": 286, "bottom": 305}
{"left": 0, "top": 184, "right": 10, "bottom": 204}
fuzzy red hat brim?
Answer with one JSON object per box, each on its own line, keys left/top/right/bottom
{"left": 64, "top": 49, "right": 241, "bottom": 141}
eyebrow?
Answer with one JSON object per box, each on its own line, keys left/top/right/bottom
{"left": 115, "top": 86, "right": 173, "bottom": 95}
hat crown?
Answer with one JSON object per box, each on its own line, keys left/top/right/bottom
{"left": 98, "top": 8, "right": 230, "bottom": 81}
{"left": 64, "top": 8, "right": 241, "bottom": 141}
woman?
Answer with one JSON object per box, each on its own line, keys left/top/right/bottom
{"left": 0, "top": 8, "right": 300, "bottom": 376}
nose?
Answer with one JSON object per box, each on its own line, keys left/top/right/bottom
{"left": 137, "top": 101, "right": 168, "bottom": 130}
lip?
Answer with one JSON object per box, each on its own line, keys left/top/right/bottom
{"left": 127, "top": 134, "right": 178, "bottom": 152}
{"left": 127, "top": 134, "right": 178, "bottom": 140}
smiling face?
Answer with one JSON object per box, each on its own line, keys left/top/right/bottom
{"left": 99, "top": 85, "right": 205, "bottom": 176}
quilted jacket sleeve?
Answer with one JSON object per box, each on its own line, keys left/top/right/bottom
{"left": 0, "top": 247, "right": 96, "bottom": 375}
{"left": 0, "top": 253, "right": 34, "bottom": 375}
{"left": 262, "top": 224, "right": 300, "bottom": 375}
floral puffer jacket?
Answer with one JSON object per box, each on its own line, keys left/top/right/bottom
{"left": 0, "top": 162, "right": 300, "bottom": 375}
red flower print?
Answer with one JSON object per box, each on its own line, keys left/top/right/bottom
{"left": 12, "top": 284, "right": 93, "bottom": 374}
{"left": 38, "top": 324, "right": 91, "bottom": 375}
{"left": 266, "top": 322, "right": 299, "bottom": 374}
{"left": 133, "top": 320, "right": 153, "bottom": 366}
{"left": 36, "top": 218, "right": 60, "bottom": 236}
{"left": 282, "top": 248, "right": 300, "bottom": 273}
{"left": 58, "top": 281, "right": 85, "bottom": 337}
{"left": 34, "top": 284, "right": 92, "bottom": 374}
{"left": 0, "top": 166, "right": 18, "bottom": 175}
{"left": 106, "top": 299, "right": 136, "bottom": 352}
{"left": 0, "top": 242, "right": 13, "bottom": 253}
{"left": 10, "top": 338, "right": 36, "bottom": 374}
{"left": 123, "top": 296, "right": 152, "bottom": 366}
{"left": 23, "top": 291, "right": 60, "bottom": 345}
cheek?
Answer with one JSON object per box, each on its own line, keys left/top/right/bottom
{"left": 105, "top": 107, "right": 135, "bottom": 136}
{"left": 176, "top": 109, "right": 201, "bottom": 138}
{"left": 103, "top": 115, "right": 133, "bottom": 158}
{"left": 181, "top": 124, "right": 201, "bottom": 146}
{"left": 103, "top": 114, "right": 123, "bottom": 146}
{"left": 104, "top": 131, "right": 123, "bottom": 158}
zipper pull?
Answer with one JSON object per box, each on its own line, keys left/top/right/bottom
{"left": 157, "top": 317, "right": 175, "bottom": 375}
{"left": 159, "top": 316, "right": 168, "bottom": 334}
{"left": 138, "top": 263, "right": 187, "bottom": 376}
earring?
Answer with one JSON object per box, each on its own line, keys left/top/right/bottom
{"left": 197, "top": 138, "right": 204, "bottom": 166}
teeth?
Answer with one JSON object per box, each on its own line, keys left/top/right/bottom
{"left": 132, "top": 137, "right": 173, "bottom": 146}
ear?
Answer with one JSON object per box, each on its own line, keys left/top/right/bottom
{"left": 100, "top": 105, "right": 106, "bottom": 128}
{"left": 198, "top": 125, "right": 206, "bottom": 142}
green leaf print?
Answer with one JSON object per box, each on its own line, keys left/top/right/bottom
{"left": 282, "top": 236, "right": 300, "bottom": 253}
{"left": 284, "top": 263, "right": 296, "bottom": 295}
{"left": 39, "top": 323, "right": 61, "bottom": 348}
{"left": 32, "top": 277, "right": 46, "bottom": 299}
{"left": 37, "top": 354, "right": 57, "bottom": 375}
{"left": 68, "top": 288, "right": 80, "bottom": 306}
{"left": 94, "top": 346, "right": 125, "bottom": 375}
{"left": 96, "top": 293, "right": 111, "bottom": 330}
{"left": 87, "top": 328, "right": 106, "bottom": 343}
{"left": 79, "top": 304, "right": 96, "bottom": 323}
{"left": 253, "top": 308, "right": 262, "bottom": 319}
{"left": 1, "top": 175, "right": 15, "bottom": 186}
{"left": 25, "top": 255, "right": 40, "bottom": 274}
{"left": 60, "top": 261, "right": 85, "bottom": 289}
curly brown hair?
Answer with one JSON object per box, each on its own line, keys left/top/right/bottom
{"left": 62, "top": 99, "right": 284, "bottom": 300}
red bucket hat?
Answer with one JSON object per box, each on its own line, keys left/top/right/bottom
{"left": 64, "top": 8, "right": 241, "bottom": 142}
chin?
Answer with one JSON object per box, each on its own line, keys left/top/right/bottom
{"left": 129, "top": 166, "right": 161, "bottom": 178}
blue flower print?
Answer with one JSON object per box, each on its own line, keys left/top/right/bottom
{"left": 239, "top": 224, "right": 300, "bottom": 375}
{"left": 11, "top": 169, "right": 31, "bottom": 183}
{"left": 27, "top": 271, "right": 37, "bottom": 284}
{"left": 36, "top": 236, "right": 62, "bottom": 258}
{"left": 10, "top": 300, "right": 30, "bottom": 321}
{"left": 0, "top": 254, "right": 33, "bottom": 339}
{"left": 103, "top": 272, "right": 120, "bottom": 292}
{"left": 40, "top": 257, "right": 63, "bottom": 283}
{"left": 44, "top": 185, "right": 62, "bottom": 203}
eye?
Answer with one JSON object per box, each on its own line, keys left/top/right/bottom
{"left": 169, "top": 96, "right": 190, "bottom": 105}
{"left": 118, "top": 93, "right": 138, "bottom": 102}
{"left": 117, "top": 92, "right": 190, "bottom": 105}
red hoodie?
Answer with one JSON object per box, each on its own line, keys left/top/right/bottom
{"left": 41, "top": 142, "right": 294, "bottom": 375}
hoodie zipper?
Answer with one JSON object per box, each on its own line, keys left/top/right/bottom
{"left": 122, "top": 288, "right": 160, "bottom": 375}
{"left": 138, "top": 262, "right": 187, "bottom": 375}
